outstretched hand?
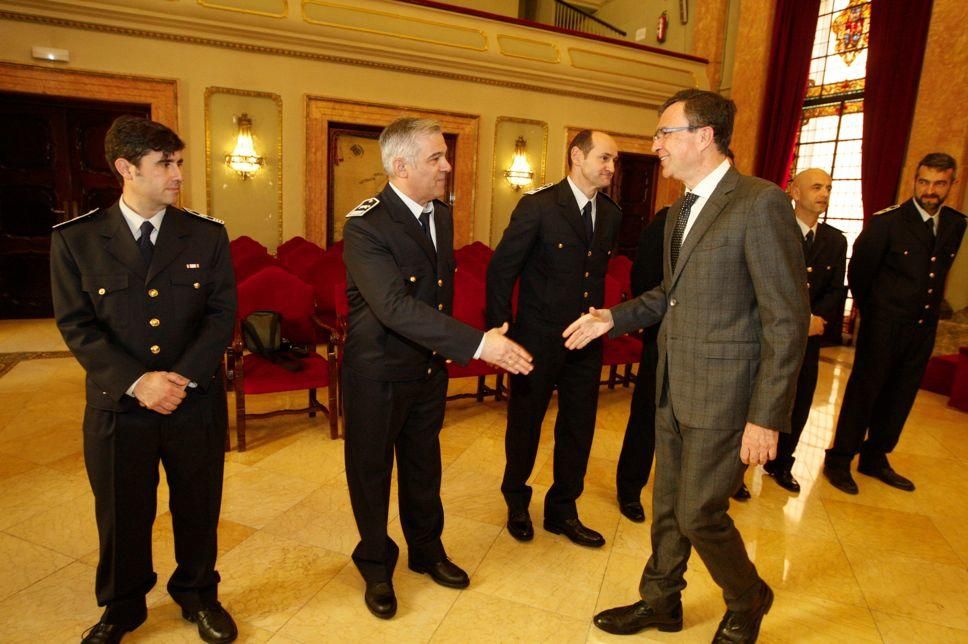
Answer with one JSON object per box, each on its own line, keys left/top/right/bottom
{"left": 562, "top": 307, "right": 614, "bottom": 349}
{"left": 481, "top": 323, "right": 534, "bottom": 374}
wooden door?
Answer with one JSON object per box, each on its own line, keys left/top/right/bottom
{"left": 0, "top": 92, "right": 149, "bottom": 318}
{"left": 609, "top": 151, "right": 659, "bottom": 258}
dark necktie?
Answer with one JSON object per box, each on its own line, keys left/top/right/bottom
{"left": 670, "top": 192, "right": 699, "bottom": 271}
{"left": 581, "top": 201, "right": 593, "bottom": 243}
{"left": 138, "top": 220, "right": 154, "bottom": 267}
{"left": 925, "top": 216, "right": 936, "bottom": 240}
{"left": 419, "top": 208, "right": 435, "bottom": 249}
{"left": 803, "top": 229, "right": 815, "bottom": 257}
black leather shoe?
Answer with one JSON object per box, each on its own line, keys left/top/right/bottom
{"left": 507, "top": 509, "right": 534, "bottom": 541}
{"left": 81, "top": 622, "right": 131, "bottom": 644}
{"left": 618, "top": 498, "right": 646, "bottom": 523}
{"left": 593, "top": 600, "right": 683, "bottom": 635}
{"left": 823, "top": 466, "right": 858, "bottom": 495}
{"left": 712, "top": 582, "right": 773, "bottom": 643}
{"left": 765, "top": 468, "right": 800, "bottom": 493}
{"left": 409, "top": 558, "right": 470, "bottom": 589}
{"left": 857, "top": 463, "right": 915, "bottom": 491}
{"left": 543, "top": 517, "right": 605, "bottom": 548}
{"left": 181, "top": 602, "right": 238, "bottom": 643}
{"left": 732, "top": 483, "right": 751, "bottom": 501}
{"left": 363, "top": 581, "right": 397, "bottom": 619}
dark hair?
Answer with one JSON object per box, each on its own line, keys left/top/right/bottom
{"left": 917, "top": 152, "right": 957, "bottom": 177}
{"left": 660, "top": 89, "right": 736, "bottom": 155}
{"left": 567, "top": 130, "right": 595, "bottom": 169}
{"left": 104, "top": 115, "right": 184, "bottom": 184}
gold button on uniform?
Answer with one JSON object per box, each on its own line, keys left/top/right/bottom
{"left": 437, "top": 304, "right": 444, "bottom": 310}
{"left": 583, "top": 291, "right": 589, "bottom": 298}
{"left": 409, "top": 276, "right": 417, "bottom": 283}
{"left": 930, "top": 256, "right": 936, "bottom": 262}
{"left": 903, "top": 250, "right": 909, "bottom": 256}
{"left": 929, "top": 272, "right": 935, "bottom": 279}
{"left": 584, "top": 271, "right": 590, "bottom": 278}
{"left": 98, "top": 288, "right": 106, "bottom": 295}
{"left": 437, "top": 279, "right": 443, "bottom": 287}
{"left": 587, "top": 251, "right": 592, "bottom": 257}
{"left": 149, "top": 318, "right": 160, "bottom": 327}
{"left": 150, "top": 345, "right": 160, "bottom": 355}
{"left": 193, "top": 282, "right": 200, "bottom": 289}
{"left": 427, "top": 367, "right": 432, "bottom": 375}
{"left": 148, "top": 289, "right": 159, "bottom": 298}
{"left": 557, "top": 243, "right": 564, "bottom": 249}
{"left": 928, "top": 288, "right": 934, "bottom": 294}
{"left": 806, "top": 267, "right": 813, "bottom": 273}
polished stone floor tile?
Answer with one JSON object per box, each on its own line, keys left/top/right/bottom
{"left": 431, "top": 591, "right": 589, "bottom": 643}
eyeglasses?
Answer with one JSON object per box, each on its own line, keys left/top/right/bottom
{"left": 653, "top": 125, "right": 700, "bottom": 142}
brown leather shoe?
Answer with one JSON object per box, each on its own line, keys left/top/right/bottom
{"left": 181, "top": 602, "right": 238, "bottom": 643}
{"left": 409, "top": 558, "right": 470, "bottom": 589}
{"left": 593, "top": 600, "right": 683, "bottom": 635}
{"left": 543, "top": 517, "right": 605, "bottom": 548}
{"left": 81, "top": 622, "right": 132, "bottom": 644}
{"left": 712, "top": 583, "right": 773, "bottom": 643}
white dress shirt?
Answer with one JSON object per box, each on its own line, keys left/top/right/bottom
{"left": 680, "top": 158, "right": 731, "bottom": 241}
{"left": 566, "top": 176, "right": 597, "bottom": 230}
{"left": 912, "top": 198, "right": 939, "bottom": 235}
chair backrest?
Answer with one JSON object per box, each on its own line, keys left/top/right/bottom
{"left": 277, "top": 235, "right": 316, "bottom": 259}
{"left": 233, "top": 252, "right": 277, "bottom": 283}
{"left": 279, "top": 243, "right": 327, "bottom": 282}
{"left": 237, "top": 266, "right": 316, "bottom": 344}
{"left": 607, "top": 255, "right": 633, "bottom": 301}
{"left": 455, "top": 245, "right": 487, "bottom": 280}
{"left": 230, "top": 235, "right": 268, "bottom": 259}
{"left": 325, "top": 239, "right": 344, "bottom": 258}
{"left": 308, "top": 254, "right": 346, "bottom": 313}
{"left": 604, "top": 273, "right": 624, "bottom": 308}
{"left": 452, "top": 268, "right": 486, "bottom": 330}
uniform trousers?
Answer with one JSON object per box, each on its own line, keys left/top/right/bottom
{"left": 826, "top": 315, "right": 936, "bottom": 469}
{"left": 343, "top": 365, "right": 449, "bottom": 583}
{"left": 502, "top": 326, "right": 601, "bottom": 521}
{"left": 772, "top": 336, "right": 821, "bottom": 471}
{"left": 83, "top": 388, "right": 226, "bottom": 627}
{"left": 616, "top": 339, "right": 658, "bottom": 503}
{"left": 640, "top": 378, "right": 764, "bottom": 613}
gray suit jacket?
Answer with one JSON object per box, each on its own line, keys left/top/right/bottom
{"left": 611, "top": 167, "right": 809, "bottom": 432}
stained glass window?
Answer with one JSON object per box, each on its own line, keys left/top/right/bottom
{"left": 791, "top": 0, "right": 872, "bottom": 332}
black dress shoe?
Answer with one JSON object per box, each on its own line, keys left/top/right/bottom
{"left": 363, "top": 581, "right": 397, "bottom": 619}
{"left": 823, "top": 465, "right": 858, "bottom": 495}
{"left": 543, "top": 517, "right": 605, "bottom": 548}
{"left": 409, "top": 558, "right": 470, "bottom": 589}
{"left": 857, "top": 463, "right": 915, "bottom": 491}
{"left": 593, "top": 600, "right": 683, "bottom": 635}
{"left": 81, "top": 622, "right": 131, "bottom": 644}
{"left": 732, "top": 483, "right": 751, "bottom": 501}
{"left": 507, "top": 509, "right": 534, "bottom": 541}
{"left": 181, "top": 602, "right": 238, "bottom": 643}
{"left": 765, "top": 468, "right": 800, "bottom": 493}
{"left": 712, "top": 582, "right": 773, "bottom": 643}
{"left": 618, "top": 498, "right": 646, "bottom": 523}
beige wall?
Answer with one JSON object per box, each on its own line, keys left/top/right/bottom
{"left": 596, "top": 0, "right": 695, "bottom": 51}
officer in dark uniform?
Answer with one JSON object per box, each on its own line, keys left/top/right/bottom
{"left": 615, "top": 206, "right": 667, "bottom": 522}
{"left": 764, "top": 169, "right": 846, "bottom": 493}
{"left": 486, "top": 130, "right": 622, "bottom": 548}
{"left": 50, "top": 116, "right": 237, "bottom": 643}
{"left": 341, "top": 118, "right": 532, "bottom": 620}
{"left": 825, "top": 153, "right": 966, "bottom": 494}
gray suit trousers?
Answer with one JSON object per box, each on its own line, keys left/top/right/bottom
{"left": 639, "top": 383, "right": 765, "bottom": 612}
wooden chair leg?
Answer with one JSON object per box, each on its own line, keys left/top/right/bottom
{"left": 236, "top": 388, "right": 247, "bottom": 452}
{"left": 476, "top": 375, "right": 486, "bottom": 402}
{"left": 496, "top": 372, "right": 505, "bottom": 401}
{"left": 608, "top": 365, "right": 618, "bottom": 389}
{"left": 623, "top": 363, "right": 632, "bottom": 387}
{"left": 327, "top": 380, "right": 338, "bottom": 440}
{"left": 309, "top": 388, "right": 318, "bottom": 418}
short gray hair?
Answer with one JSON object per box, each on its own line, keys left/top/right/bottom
{"left": 379, "top": 117, "right": 442, "bottom": 175}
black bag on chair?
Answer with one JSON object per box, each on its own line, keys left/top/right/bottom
{"left": 241, "top": 311, "right": 304, "bottom": 372}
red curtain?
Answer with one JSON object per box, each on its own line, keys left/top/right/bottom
{"left": 861, "top": 1, "right": 934, "bottom": 221}
{"left": 754, "top": 0, "right": 820, "bottom": 188}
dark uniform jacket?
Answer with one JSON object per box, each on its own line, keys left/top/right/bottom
{"left": 486, "top": 178, "right": 622, "bottom": 331}
{"left": 849, "top": 199, "right": 966, "bottom": 324}
{"left": 804, "top": 222, "right": 848, "bottom": 328}
{"left": 631, "top": 207, "right": 668, "bottom": 346}
{"left": 342, "top": 183, "right": 482, "bottom": 382}
{"left": 50, "top": 202, "right": 236, "bottom": 412}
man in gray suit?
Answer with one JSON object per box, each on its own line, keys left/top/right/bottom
{"left": 564, "top": 89, "right": 808, "bottom": 643}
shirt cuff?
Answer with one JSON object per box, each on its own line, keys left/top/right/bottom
{"left": 473, "top": 335, "right": 485, "bottom": 360}
{"left": 126, "top": 373, "right": 147, "bottom": 397}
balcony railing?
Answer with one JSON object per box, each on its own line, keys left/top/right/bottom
{"left": 553, "top": 0, "right": 626, "bottom": 38}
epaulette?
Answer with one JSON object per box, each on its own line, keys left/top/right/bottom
{"left": 347, "top": 197, "right": 379, "bottom": 218}
{"left": 597, "top": 189, "right": 622, "bottom": 210}
{"left": 184, "top": 208, "right": 224, "bottom": 225}
{"left": 873, "top": 204, "right": 900, "bottom": 216}
{"left": 524, "top": 183, "right": 554, "bottom": 195}
{"left": 52, "top": 208, "right": 99, "bottom": 229}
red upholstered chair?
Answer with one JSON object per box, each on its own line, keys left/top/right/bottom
{"left": 601, "top": 272, "right": 641, "bottom": 388}
{"left": 447, "top": 268, "right": 503, "bottom": 401}
{"left": 279, "top": 243, "right": 327, "bottom": 283}
{"left": 325, "top": 239, "right": 344, "bottom": 258}
{"left": 226, "top": 266, "right": 338, "bottom": 450}
{"left": 949, "top": 347, "right": 968, "bottom": 412}
{"left": 454, "top": 244, "right": 488, "bottom": 280}
{"left": 233, "top": 252, "right": 277, "bottom": 284}
{"left": 607, "top": 254, "right": 633, "bottom": 301}
{"left": 277, "top": 236, "right": 316, "bottom": 260}
{"left": 230, "top": 235, "right": 268, "bottom": 260}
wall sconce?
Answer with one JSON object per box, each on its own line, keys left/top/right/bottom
{"left": 225, "top": 113, "right": 264, "bottom": 180}
{"left": 504, "top": 136, "right": 534, "bottom": 190}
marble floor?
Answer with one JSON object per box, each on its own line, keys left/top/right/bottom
{"left": 0, "top": 320, "right": 966, "bottom": 643}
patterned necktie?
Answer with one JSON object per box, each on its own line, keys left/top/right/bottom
{"left": 138, "top": 220, "right": 154, "bottom": 267}
{"left": 925, "top": 216, "right": 936, "bottom": 240}
{"left": 803, "top": 229, "right": 815, "bottom": 257}
{"left": 581, "top": 201, "right": 593, "bottom": 243}
{"left": 670, "top": 192, "right": 699, "bottom": 271}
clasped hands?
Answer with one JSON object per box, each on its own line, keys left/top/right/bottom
{"left": 134, "top": 371, "right": 190, "bottom": 415}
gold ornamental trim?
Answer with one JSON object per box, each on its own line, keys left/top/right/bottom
{"left": 568, "top": 47, "right": 698, "bottom": 87}
{"left": 198, "top": 0, "right": 288, "bottom": 19}
{"left": 496, "top": 35, "right": 560, "bottom": 64}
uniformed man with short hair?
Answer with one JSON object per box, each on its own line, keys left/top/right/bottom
{"left": 51, "top": 116, "right": 238, "bottom": 644}
{"left": 341, "top": 117, "right": 532, "bottom": 620}
{"left": 486, "top": 130, "right": 622, "bottom": 548}
{"left": 824, "top": 152, "right": 966, "bottom": 494}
